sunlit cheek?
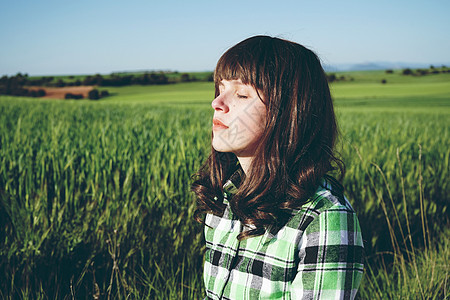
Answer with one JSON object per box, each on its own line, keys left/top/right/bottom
{"left": 241, "top": 100, "right": 266, "bottom": 130}
{"left": 247, "top": 115, "right": 265, "bottom": 133}
{"left": 247, "top": 112, "right": 266, "bottom": 136}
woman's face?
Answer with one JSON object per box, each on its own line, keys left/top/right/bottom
{"left": 211, "top": 79, "right": 267, "bottom": 157}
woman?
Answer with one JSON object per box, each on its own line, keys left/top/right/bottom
{"left": 192, "top": 35, "right": 364, "bottom": 299}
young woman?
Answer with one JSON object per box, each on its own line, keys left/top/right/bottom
{"left": 192, "top": 35, "right": 364, "bottom": 299}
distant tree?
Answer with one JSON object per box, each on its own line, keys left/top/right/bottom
{"left": 94, "top": 74, "right": 104, "bottom": 85}
{"left": 385, "top": 69, "right": 394, "bottom": 74}
{"left": 26, "top": 89, "right": 46, "bottom": 97}
{"left": 417, "top": 69, "right": 428, "bottom": 76}
{"left": 12, "top": 87, "right": 25, "bottom": 96}
{"left": 154, "top": 73, "right": 168, "bottom": 84}
{"left": 0, "top": 75, "right": 8, "bottom": 84}
{"left": 37, "top": 89, "right": 46, "bottom": 97}
{"left": 100, "top": 74, "right": 133, "bottom": 86}
{"left": 83, "top": 76, "right": 94, "bottom": 85}
{"left": 56, "top": 79, "right": 66, "bottom": 87}
{"left": 88, "top": 89, "right": 100, "bottom": 100}
{"left": 65, "top": 93, "right": 83, "bottom": 100}
{"left": 180, "top": 73, "right": 190, "bottom": 82}
{"left": 381, "top": 79, "right": 387, "bottom": 84}
{"left": 141, "top": 73, "right": 151, "bottom": 85}
{"left": 100, "top": 90, "right": 109, "bottom": 98}
{"left": 207, "top": 72, "right": 214, "bottom": 82}
{"left": 327, "top": 73, "right": 337, "bottom": 82}
{"left": 402, "top": 68, "right": 413, "bottom": 75}
{"left": 13, "top": 73, "right": 28, "bottom": 86}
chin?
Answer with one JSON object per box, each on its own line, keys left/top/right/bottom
{"left": 212, "top": 141, "right": 231, "bottom": 153}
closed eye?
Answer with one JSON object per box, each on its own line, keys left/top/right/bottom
{"left": 237, "top": 94, "right": 248, "bottom": 99}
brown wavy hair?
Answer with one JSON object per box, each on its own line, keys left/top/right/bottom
{"left": 191, "top": 35, "right": 344, "bottom": 240}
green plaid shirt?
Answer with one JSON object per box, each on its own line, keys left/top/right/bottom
{"left": 204, "top": 170, "right": 364, "bottom": 299}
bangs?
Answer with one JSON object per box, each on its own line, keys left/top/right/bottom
{"left": 213, "top": 36, "right": 270, "bottom": 93}
{"left": 214, "top": 52, "right": 256, "bottom": 87}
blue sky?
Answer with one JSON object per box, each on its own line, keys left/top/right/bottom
{"left": 0, "top": 0, "right": 449, "bottom": 76}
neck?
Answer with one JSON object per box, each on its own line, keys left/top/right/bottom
{"left": 236, "top": 156, "right": 252, "bottom": 175}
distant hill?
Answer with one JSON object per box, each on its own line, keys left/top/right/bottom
{"left": 324, "top": 61, "right": 450, "bottom": 72}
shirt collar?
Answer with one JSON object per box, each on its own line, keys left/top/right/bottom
{"left": 223, "top": 163, "right": 245, "bottom": 197}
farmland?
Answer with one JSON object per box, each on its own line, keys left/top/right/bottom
{"left": 0, "top": 70, "right": 449, "bottom": 299}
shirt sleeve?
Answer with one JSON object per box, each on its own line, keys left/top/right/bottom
{"left": 290, "top": 205, "right": 365, "bottom": 299}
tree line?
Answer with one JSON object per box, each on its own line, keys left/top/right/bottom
{"left": 1, "top": 71, "right": 212, "bottom": 89}
{"left": 396, "top": 65, "right": 449, "bottom": 76}
{"left": 2, "top": 66, "right": 448, "bottom": 98}
{"left": 0, "top": 73, "right": 47, "bottom": 97}
{"left": 0, "top": 72, "right": 205, "bottom": 98}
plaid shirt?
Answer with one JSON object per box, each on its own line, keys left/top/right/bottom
{"left": 204, "top": 170, "right": 364, "bottom": 299}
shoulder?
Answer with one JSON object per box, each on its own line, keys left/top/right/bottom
{"left": 286, "top": 180, "right": 360, "bottom": 235}
{"left": 289, "top": 180, "right": 365, "bottom": 268}
{"left": 306, "top": 179, "right": 355, "bottom": 214}
{"left": 290, "top": 182, "right": 365, "bottom": 299}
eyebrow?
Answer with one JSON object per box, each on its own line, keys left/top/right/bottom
{"left": 219, "top": 79, "right": 246, "bottom": 87}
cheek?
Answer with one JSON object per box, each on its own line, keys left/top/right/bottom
{"left": 244, "top": 100, "right": 267, "bottom": 126}
{"left": 242, "top": 113, "right": 266, "bottom": 140}
{"left": 250, "top": 106, "right": 267, "bottom": 130}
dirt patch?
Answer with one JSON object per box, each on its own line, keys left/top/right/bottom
{"left": 26, "top": 86, "right": 95, "bottom": 99}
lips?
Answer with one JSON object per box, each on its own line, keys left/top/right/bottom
{"left": 213, "top": 118, "right": 229, "bottom": 130}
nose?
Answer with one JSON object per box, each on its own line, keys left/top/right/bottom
{"left": 211, "top": 94, "right": 229, "bottom": 113}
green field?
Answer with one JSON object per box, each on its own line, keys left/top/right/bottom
{"left": 1, "top": 70, "right": 449, "bottom": 299}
